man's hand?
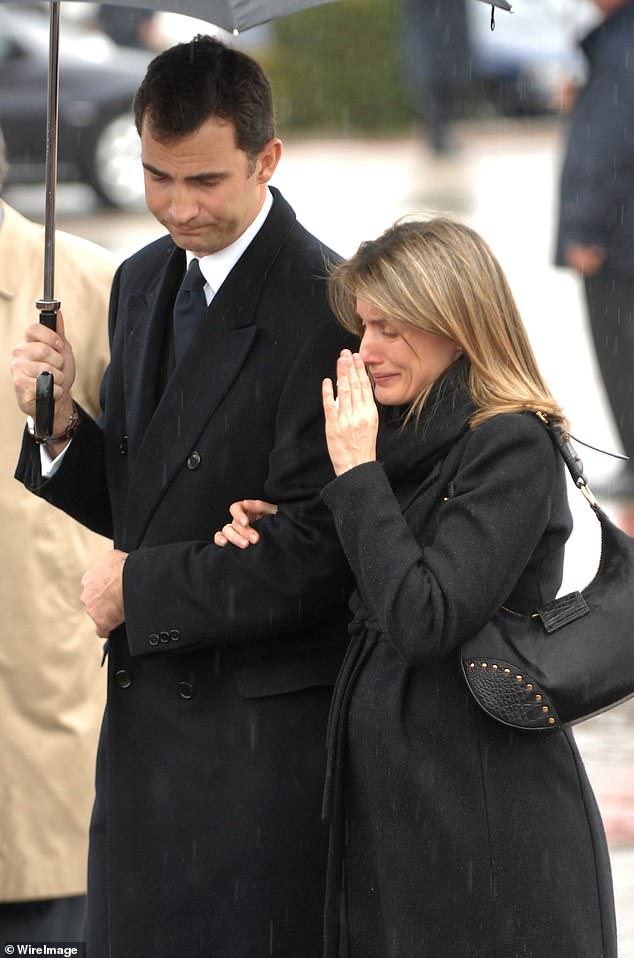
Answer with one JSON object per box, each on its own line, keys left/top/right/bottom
{"left": 10, "top": 310, "right": 77, "bottom": 433}
{"left": 81, "top": 549, "right": 128, "bottom": 637}
{"left": 565, "top": 243, "right": 605, "bottom": 277}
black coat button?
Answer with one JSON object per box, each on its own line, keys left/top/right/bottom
{"left": 115, "top": 669, "right": 133, "bottom": 689}
{"left": 187, "top": 451, "right": 201, "bottom": 470}
{"left": 170, "top": 630, "right": 180, "bottom": 642}
{"left": 148, "top": 633, "right": 159, "bottom": 646}
{"left": 177, "top": 681, "right": 194, "bottom": 700}
{"left": 119, "top": 435, "right": 128, "bottom": 455}
{"left": 159, "top": 631, "right": 170, "bottom": 643}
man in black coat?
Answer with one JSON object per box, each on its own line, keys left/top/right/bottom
{"left": 555, "top": 0, "right": 634, "bottom": 498}
{"left": 11, "top": 36, "right": 353, "bottom": 957}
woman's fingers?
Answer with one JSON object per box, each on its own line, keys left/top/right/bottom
{"left": 322, "top": 377, "right": 337, "bottom": 422}
{"left": 240, "top": 499, "right": 278, "bottom": 519}
{"left": 339, "top": 350, "right": 374, "bottom": 413}
{"left": 327, "top": 349, "right": 375, "bottom": 427}
{"left": 335, "top": 350, "right": 355, "bottom": 416}
{"left": 213, "top": 521, "right": 255, "bottom": 549}
{"left": 353, "top": 352, "right": 373, "bottom": 395}
{"left": 214, "top": 498, "right": 278, "bottom": 549}
{"left": 229, "top": 500, "right": 253, "bottom": 528}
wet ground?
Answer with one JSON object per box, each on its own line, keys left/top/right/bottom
{"left": 6, "top": 114, "right": 633, "bottom": 953}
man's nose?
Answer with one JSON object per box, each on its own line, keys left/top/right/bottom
{"left": 169, "top": 187, "right": 198, "bottom": 223}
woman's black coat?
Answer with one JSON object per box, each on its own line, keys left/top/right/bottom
{"left": 321, "top": 372, "right": 617, "bottom": 958}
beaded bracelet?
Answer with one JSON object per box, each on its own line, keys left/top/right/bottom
{"left": 31, "top": 403, "right": 81, "bottom": 445}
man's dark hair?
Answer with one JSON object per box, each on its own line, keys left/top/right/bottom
{"left": 133, "top": 35, "right": 275, "bottom": 159}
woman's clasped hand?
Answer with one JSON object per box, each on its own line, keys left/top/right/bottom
{"left": 322, "top": 350, "right": 378, "bottom": 477}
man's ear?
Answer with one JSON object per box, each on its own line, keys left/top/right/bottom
{"left": 256, "top": 138, "right": 283, "bottom": 184}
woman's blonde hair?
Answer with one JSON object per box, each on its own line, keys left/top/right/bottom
{"left": 328, "top": 217, "right": 568, "bottom": 430}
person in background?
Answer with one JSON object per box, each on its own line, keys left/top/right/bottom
{"left": 10, "top": 36, "right": 353, "bottom": 958}
{"left": 216, "top": 217, "right": 617, "bottom": 958}
{"left": 401, "top": 0, "right": 472, "bottom": 154}
{"left": 555, "top": 0, "right": 634, "bottom": 500}
{"left": 0, "top": 126, "right": 114, "bottom": 943}
{"left": 96, "top": 4, "right": 158, "bottom": 50}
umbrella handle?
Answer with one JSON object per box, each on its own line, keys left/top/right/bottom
{"left": 34, "top": 0, "right": 61, "bottom": 440}
{"left": 34, "top": 300, "right": 60, "bottom": 440}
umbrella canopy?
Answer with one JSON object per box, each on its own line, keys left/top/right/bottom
{"left": 477, "top": 0, "right": 513, "bottom": 9}
{"left": 58, "top": 0, "right": 339, "bottom": 34}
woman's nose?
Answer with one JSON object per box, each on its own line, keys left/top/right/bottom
{"left": 359, "top": 332, "right": 377, "bottom": 364}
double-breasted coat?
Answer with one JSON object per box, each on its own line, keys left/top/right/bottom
{"left": 320, "top": 366, "right": 617, "bottom": 958}
{"left": 1, "top": 201, "right": 113, "bottom": 903}
{"left": 16, "top": 189, "right": 354, "bottom": 957}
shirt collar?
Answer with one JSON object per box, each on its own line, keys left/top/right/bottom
{"left": 185, "top": 188, "right": 273, "bottom": 301}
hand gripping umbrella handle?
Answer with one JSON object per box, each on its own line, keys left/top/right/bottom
{"left": 34, "top": 299, "right": 60, "bottom": 441}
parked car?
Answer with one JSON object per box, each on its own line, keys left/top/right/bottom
{"left": 0, "top": 3, "right": 151, "bottom": 209}
{"left": 469, "top": 0, "right": 596, "bottom": 115}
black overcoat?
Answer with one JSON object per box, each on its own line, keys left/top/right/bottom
{"left": 320, "top": 371, "right": 617, "bottom": 958}
{"left": 555, "top": 0, "right": 634, "bottom": 272}
{"left": 16, "top": 189, "right": 354, "bottom": 957}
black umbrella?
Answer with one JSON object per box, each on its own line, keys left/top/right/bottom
{"left": 475, "top": 0, "right": 513, "bottom": 32}
{"left": 7, "top": 0, "right": 512, "bottom": 437}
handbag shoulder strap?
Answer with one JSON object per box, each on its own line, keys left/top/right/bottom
{"left": 536, "top": 414, "right": 600, "bottom": 515}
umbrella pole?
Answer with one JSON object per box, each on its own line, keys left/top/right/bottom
{"left": 34, "top": 0, "right": 62, "bottom": 440}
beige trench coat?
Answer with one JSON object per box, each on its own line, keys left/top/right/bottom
{"left": 0, "top": 201, "right": 114, "bottom": 901}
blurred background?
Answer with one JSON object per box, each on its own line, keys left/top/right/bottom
{"left": 0, "top": 0, "right": 598, "bottom": 210}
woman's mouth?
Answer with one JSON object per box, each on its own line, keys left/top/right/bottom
{"left": 371, "top": 373, "right": 397, "bottom": 386}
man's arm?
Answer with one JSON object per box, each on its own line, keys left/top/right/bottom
{"left": 122, "top": 318, "right": 355, "bottom": 656}
{"left": 561, "top": 54, "right": 634, "bottom": 265}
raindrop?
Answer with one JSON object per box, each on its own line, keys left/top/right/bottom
{"left": 250, "top": 715, "right": 259, "bottom": 751}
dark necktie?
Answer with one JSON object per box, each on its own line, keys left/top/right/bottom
{"left": 173, "top": 258, "right": 207, "bottom": 364}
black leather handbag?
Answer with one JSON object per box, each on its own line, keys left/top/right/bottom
{"left": 460, "top": 420, "right": 634, "bottom": 731}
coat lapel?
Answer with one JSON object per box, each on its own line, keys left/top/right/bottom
{"left": 122, "top": 243, "right": 184, "bottom": 456}
{"left": 121, "top": 189, "right": 297, "bottom": 548}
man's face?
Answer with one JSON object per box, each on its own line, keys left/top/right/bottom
{"left": 141, "top": 115, "right": 281, "bottom": 257}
